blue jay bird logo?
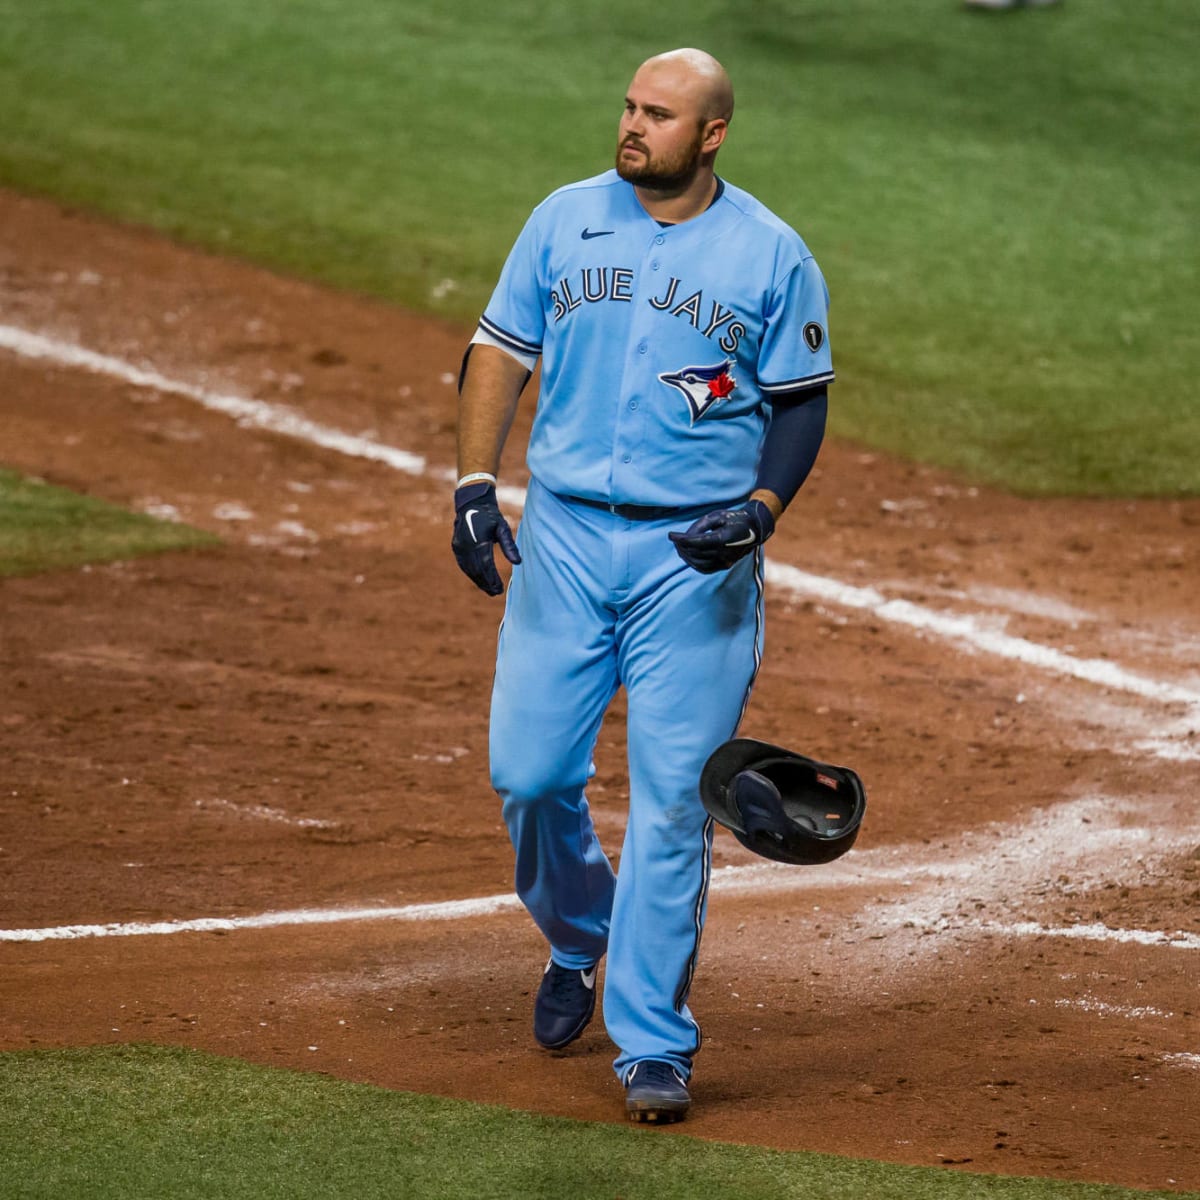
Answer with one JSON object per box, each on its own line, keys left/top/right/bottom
{"left": 658, "top": 360, "right": 737, "bottom": 424}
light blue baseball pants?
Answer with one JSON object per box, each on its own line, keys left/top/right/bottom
{"left": 489, "top": 477, "right": 764, "bottom": 1081}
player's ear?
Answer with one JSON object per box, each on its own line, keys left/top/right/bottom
{"left": 702, "top": 118, "right": 728, "bottom": 154}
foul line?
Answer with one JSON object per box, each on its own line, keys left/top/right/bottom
{"left": 3, "top": 322, "right": 1196, "bottom": 728}
{"left": 0, "top": 895, "right": 525, "bottom": 943}
{"left": 5, "top": 900, "right": 1198, "bottom": 949}
{"left": 4, "top": 798, "right": 1196, "bottom": 945}
{"left": 765, "top": 562, "right": 1200, "bottom": 713}
{"left": 6, "top": 801, "right": 1199, "bottom": 949}
{"left": 0, "top": 325, "right": 431, "bottom": 481}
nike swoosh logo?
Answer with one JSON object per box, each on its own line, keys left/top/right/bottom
{"left": 465, "top": 508, "right": 481, "bottom": 541}
{"left": 581, "top": 967, "right": 597, "bottom": 989}
{"left": 581, "top": 228, "right": 614, "bottom": 240}
{"left": 728, "top": 531, "right": 757, "bottom": 547}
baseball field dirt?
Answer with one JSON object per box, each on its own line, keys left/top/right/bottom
{"left": 1, "top": 187, "right": 1197, "bottom": 1192}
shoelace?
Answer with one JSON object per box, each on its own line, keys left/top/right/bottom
{"left": 546, "top": 965, "right": 591, "bottom": 1003}
{"left": 627, "top": 1060, "right": 684, "bottom": 1088}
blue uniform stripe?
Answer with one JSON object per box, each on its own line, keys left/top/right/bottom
{"left": 673, "top": 815, "right": 715, "bottom": 1059}
{"left": 761, "top": 370, "right": 836, "bottom": 394}
{"left": 478, "top": 315, "right": 542, "bottom": 357}
{"left": 673, "top": 552, "right": 767, "bottom": 1057}
{"left": 735, "top": 546, "right": 767, "bottom": 730}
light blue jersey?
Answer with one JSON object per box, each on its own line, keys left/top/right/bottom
{"left": 479, "top": 170, "right": 833, "bottom": 508}
{"left": 477, "top": 170, "right": 832, "bottom": 1085}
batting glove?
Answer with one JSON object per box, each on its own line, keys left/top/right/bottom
{"left": 668, "top": 499, "right": 775, "bottom": 574}
{"left": 451, "top": 481, "right": 521, "bottom": 596}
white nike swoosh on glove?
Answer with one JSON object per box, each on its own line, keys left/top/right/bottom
{"left": 728, "top": 531, "right": 757, "bottom": 546}
{"left": 465, "top": 508, "right": 481, "bottom": 541}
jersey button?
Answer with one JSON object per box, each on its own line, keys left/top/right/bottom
{"left": 629, "top": 400, "right": 638, "bottom": 409}
{"left": 622, "top": 453, "right": 632, "bottom": 463}
{"left": 651, "top": 260, "right": 660, "bottom": 270}
{"left": 654, "top": 235, "right": 665, "bottom": 245}
{"left": 637, "top": 341, "right": 648, "bottom": 354}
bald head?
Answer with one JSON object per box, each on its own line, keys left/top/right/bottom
{"left": 636, "top": 48, "right": 734, "bottom": 124}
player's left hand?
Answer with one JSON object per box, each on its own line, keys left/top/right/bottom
{"left": 452, "top": 481, "right": 522, "bottom": 596}
{"left": 669, "top": 499, "right": 775, "bottom": 574}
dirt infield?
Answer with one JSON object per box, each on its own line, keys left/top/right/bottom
{"left": 1, "top": 187, "right": 1197, "bottom": 1192}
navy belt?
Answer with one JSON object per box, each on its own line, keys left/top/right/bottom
{"left": 564, "top": 494, "right": 746, "bottom": 521}
{"left": 565, "top": 495, "right": 689, "bottom": 521}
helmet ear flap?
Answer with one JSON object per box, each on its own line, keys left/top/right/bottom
{"left": 733, "top": 769, "right": 792, "bottom": 841}
{"left": 731, "top": 767, "right": 819, "bottom": 862}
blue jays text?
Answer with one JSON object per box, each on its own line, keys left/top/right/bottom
{"left": 551, "top": 268, "right": 746, "bottom": 355}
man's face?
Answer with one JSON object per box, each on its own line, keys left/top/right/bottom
{"left": 615, "top": 64, "right": 714, "bottom": 190}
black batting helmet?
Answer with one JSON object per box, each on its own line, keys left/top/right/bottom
{"left": 699, "top": 738, "right": 866, "bottom": 866}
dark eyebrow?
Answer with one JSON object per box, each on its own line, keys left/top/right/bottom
{"left": 625, "top": 96, "right": 674, "bottom": 118}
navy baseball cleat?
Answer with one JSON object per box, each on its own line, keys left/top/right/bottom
{"left": 533, "top": 959, "right": 597, "bottom": 1049}
{"left": 624, "top": 1060, "right": 691, "bottom": 1123}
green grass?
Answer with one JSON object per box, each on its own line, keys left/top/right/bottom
{"left": 0, "top": 1045, "right": 1192, "bottom": 1200}
{"left": 0, "top": 469, "right": 218, "bottom": 576}
{"left": 0, "top": 1, "right": 1195, "bottom": 495}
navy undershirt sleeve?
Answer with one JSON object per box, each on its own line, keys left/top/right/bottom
{"left": 753, "top": 385, "right": 828, "bottom": 510}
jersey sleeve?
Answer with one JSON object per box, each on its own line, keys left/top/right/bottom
{"left": 757, "top": 254, "right": 835, "bottom": 396}
{"left": 477, "top": 211, "right": 547, "bottom": 360}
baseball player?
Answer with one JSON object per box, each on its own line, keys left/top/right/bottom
{"left": 452, "top": 47, "right": 833, "bottom": 1122}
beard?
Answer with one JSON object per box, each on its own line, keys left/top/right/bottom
{"left": 615, "top": 126, "right": 706, "bottom": 190}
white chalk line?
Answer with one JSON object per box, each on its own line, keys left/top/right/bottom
{"left": 1052, "top": 997, "right": 1175, "bottom": 1020}
{"left": 909, "top": 919, "right": 1200, "bottom": 952}
{"left": 765, "top": 562, "right": 1200, "bottom": 716}
{"left": 0, "top": 325, "right": 433, "bottom": 482}
{"left": 0, "top": 895, "right": 526, "bottom": 943}
{"left": 195, "top": 797, "right": 339, "bottom": 830}
{"left": 3, "top": 322, "right": 1196, "bottom": 744}
{"left": 717, "top": 794, "right": 1200, "bottom": 953}
{"left": 5, "top": 900, "right": 1197, "bottom": 950}
{"left": 5, "top": 796, "right": 1196, "bottom": 946}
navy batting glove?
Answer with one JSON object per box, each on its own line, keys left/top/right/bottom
{"left": 668, "top": 499, "right": 775, "bottom": 574}
{"left": 451, "top": 481, "right": 521, "bottom": 596}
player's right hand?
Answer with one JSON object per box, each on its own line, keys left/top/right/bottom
{"left": 451, "top": 481, "right": 522, "bottom": 596}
